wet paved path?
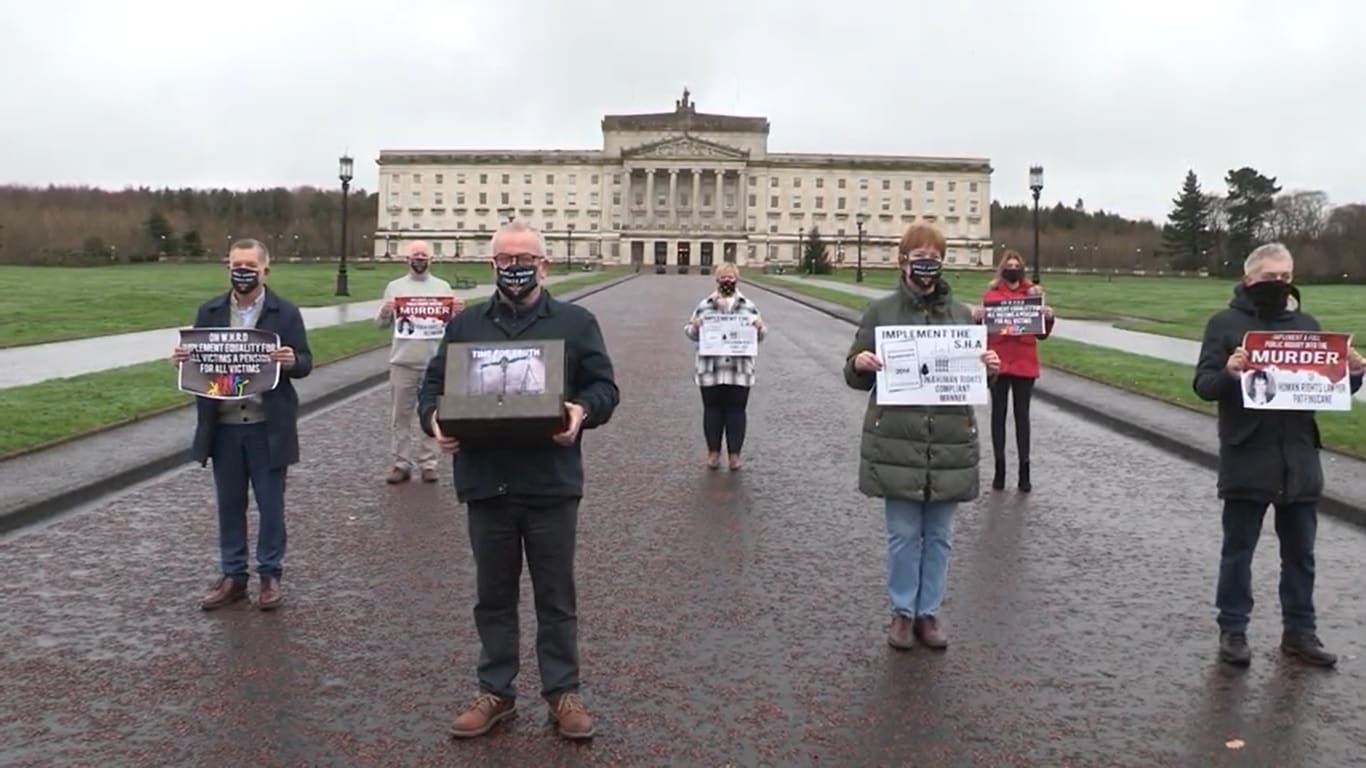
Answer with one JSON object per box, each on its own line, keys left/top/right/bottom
{"left": 0, "top": 275, "right": 577, "bottom": 390}
{"left": 2, "top": 275, "right": 1364, "bottom": 766}
{"left": 776, "top": 275, "right": 1366, "bottom": 403}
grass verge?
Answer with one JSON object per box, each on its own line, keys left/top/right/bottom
{"left": 0, "top": 270, "right": 624, "bottom": 458}
{"left": 749, "top": 275, "right": 1366, "bottom": 458}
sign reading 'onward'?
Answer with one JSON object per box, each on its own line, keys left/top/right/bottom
{"left": 177, "top": 327, "right": 281, "bottom": 400}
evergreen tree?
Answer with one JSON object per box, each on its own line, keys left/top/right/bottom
{"left": 802, "top": 226, "right": 831, "bottom": 274}
{"left": 182, "top": 230, "right": 205, "bottom": 259}
{"left": 1162, "top": 170, "right": 1214, "bottom": 270}
{"left": 1224, "top": 166, "right": 1281, "bottom": 267}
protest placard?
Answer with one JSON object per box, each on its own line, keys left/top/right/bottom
{"left": 177, "top": 327, "right": 281, "bottom": 400}
{"left": 874, "top": 325, "right": 988, "bottom": 406}
{"left": 698, "top": 312, "right": 759, "bottom": 357}
{"left": 1241, "top": 331, "right": 1353, "bottom": 411}
{"left": 394, "top": 295, "right": 458, "bottom": 340}
{"left": 983, "top": 296, "right": 1046, "bottom": 335}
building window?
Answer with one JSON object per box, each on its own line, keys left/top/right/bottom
{"left": 703, "top": 194, "right": 713, "bottom": 207}
{"left": 613, "top": 174, "right": 621, "bottom": 185}
{"left": 859, "top": 178, "right": 868, "bottom": 190}
{"left": 434, "top": 193, "right": 443, "bottom": 205}
{"left": 815, "top": 197, "right": 824, "bottom": 209}
{"left": 414, "top": 173, "right": 423, "bottom": 183}
{"left": 926, "top": 180, "right": 935, "bottom": 192}
{"left": 456, "top": 221, "right": 464, "bottom": 229}
{"left": 478, "top": 192, "right": 487, "bottom": 205}
{"left": 859, "top": 196, "right": 869, "bottom": 209}
{"left": 749, "top": 176, "right": 757, "bottom": 187}
{"left": 882, "top": 179, "right": 891, "bottom": 190}
{"left": 567, "top": 192, "right": 577, "bottom": 205}
{"left": 970, "top": 182, "right": 979, "bottom": 193}
{"left": 837, "top": 196, "right": 846, "bottom": 210}
{"left": 479, "top": 173, "right": 488, "bottom": 184}
{"left": 748, "top": 193, "right": 757, "bottom": 207}
{"left": 546, "top": 173, "right": 555, "bottom": 185}
{"left": 390, "top": 173, "right": 400, "bottom": 183}
{"left": 792, "top": 195, "right": 802, "bottom": 209}
{"left": 456, "top": 192, "right": 465, "bottom": 205}
{"left": 793, "top": 178, "right": 802, "bottom": 188}
{"left": 837, "top": 228, "right": 846, "bottom": 237}
{"left": 770, "top": 177, "right": 778, "bottom": 188}
{"left": 948, "top": 181, "right": 957, "bottom": 192}
{"left": 590, "top": 192, "right": 600, "bottom": 207}
{"left": 501, "top": 174, "right": 510, "bottom": 185}
{"left": 568, "top": 174, "right": 577, "bottom": 184}
{"left": 838, "top": 178, "right": 847, "bottom": 189}
{"left": 903, "top": 198, "right": 913, "bottom": 211}
{"left": 904, "top": 180, "right": 913, "bottom": 191}
{"left": 500, "top": 192, "right": 510, "bottom": 205}
{"left": 881, "top": 198, "right": 891, "bottom": 211}
{"left": 634, "top": 193, "right": 644, "bottom": 206}
{"left": 433, "top": 242, "right": 443, "bottom": 256}
{"left": 725, "top": 194, "right": 735, "bottom": 209}
{"left": 523, "top": 192, "right": 532, "bottom": 205}
{"left": 390, "top": 219, "right": 399, "bottom": 230}
{"left": 770, "top": 195, "right": 779, "bottom": 207}
{"left": 769, "top": 224, "right": 779, "bottom": 233}
{"left": 546, "top": 192, "right": 554, "bottom": 205}
{"left": 948, "top": 201, "right": 957, "bottom": 213}
{"left": 545, "top": 221, "right": 555, "bottom": 231}
{"left": 656, "top": 194, "right": 666, "bottom": 207}
{"left": 523, "top": 173, "right": 532, "bottom": 184}
{"left": 412, "top": 222, "right": 422, "bottom": 229}
{"left": 612, "top": 192, "right": 621, "bottom": 206}
{"left": 456, "top": 173, "right": 466, "bottom": 184}
{"left": 591, "top": 174, "right": 599, "bottom": 185}
{"left": 435, "top": 174, "right": 444, "bottom": 184}
{"left": 748, "top": 216, "right": 757, "bottom": 230}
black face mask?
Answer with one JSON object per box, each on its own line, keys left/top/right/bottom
{"left": 905, "top": 257, "right": 942, "bottom": 289}
{"left": 717, "top": 280, "right": 737, "bottom": 296}
{"left": 1245, "top": 279, "right": 1297, "bottom": 317}
{"left": 230, "top": 267, "right": 260, "bottom": 294}
{"left": 409, "top": 259, "right": 429, "bottom": 274}
{"left": 1001, "top": 267, "right": 1024, "bottom": 283}
{"left": 496, "top": 264, "right": 538, "bottom": 301}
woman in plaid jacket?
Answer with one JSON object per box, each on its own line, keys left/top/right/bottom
{"left": 684, "top": 263, "right": 768, "bottom": 469}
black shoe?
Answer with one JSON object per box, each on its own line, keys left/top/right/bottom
{"left": 1219, "top": 630, "right": 1251, "bottom": 666}
{"left": 1018, "top": 461, "right": 1032, "bottom": 493}
{"left": 1281, "top": 630, "right": 1337, "bottom": 667}
{"left": 991, "top": 459, "right": 1006, "bottom": 490}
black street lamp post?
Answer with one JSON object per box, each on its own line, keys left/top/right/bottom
{"left": 855, "top": 212, "right": 868, "bottom": 283}
{"left": 566, "top": 223, "right": 575, "bottom": 273}
{"left": 1029, "top": 165, "right": 1044, "bottom": 283}
{"left": 799, "top": 229, "right": 806, "bottom": 273}
{"left": 336, "top": 154, "right": 353, "bottom": 296}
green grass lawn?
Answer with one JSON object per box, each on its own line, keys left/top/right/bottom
{"left": 799, "top": 269, "right": 1366, "bottom": 342}
{"left": 0, "top": 261, "right": 500, "bottom": 348}
{"left": 0, "top": 270, "right": 624, "bottom": 458}
{"left": 750, "top": 274, "right": 1366, "bottom": 458}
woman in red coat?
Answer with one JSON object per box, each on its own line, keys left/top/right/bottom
{"left": 982, "top": 251, "right": 1055, "bottom": 492}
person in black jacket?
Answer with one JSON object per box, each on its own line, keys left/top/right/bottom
{"left": 417, "top": 220, "right": 619, "bottom": 742}
{"left": 1193, "top": 242, "right": 1364, "bottom": 668}
{"left": 170, "top": 238, "right": 312, "bottom": 612}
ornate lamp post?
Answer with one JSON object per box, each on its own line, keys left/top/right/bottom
{"left": 336, "top": 154, "right": 354, "bottom": 296}
{"left": 855, "top": 211, "right": 868, "bottom": 283}
{"left": 1029, "top": 165, "right": 1044, "bottom": 283}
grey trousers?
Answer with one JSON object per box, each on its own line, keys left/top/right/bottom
{"left": 389, "top": 364, "right": 436, "bottom": 471}
{"left": 467, "top": 496, "right": 580, "bottom": 700}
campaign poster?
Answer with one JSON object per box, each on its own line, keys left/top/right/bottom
{"left": 698, "top": 311, "right": 759, "bottom": 357}
{"left": 1241, "top": 331, "right": 1353, "bottom": 411}
{"left": 873, "top": 324, "right": 989, "bottom": 406}
{"left": 465, "top": 347, "right": 547, "bottom": 396}
{"left": 177, "top": 327, "right": 281, "bottom": 400}
{"left": 983, "top": 296, "right": 1046, "bottom": 336}
{"left": 394, "top": 296, "right": 458, "bottom": 340}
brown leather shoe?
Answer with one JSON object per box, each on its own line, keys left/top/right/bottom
{"left": 887, "top": 614, "right": 915, "bottom": 650}
{"left": 914, "top": 616, "right": 948, "bottom": 649}
{"left": 420, "top": 466, "right": 439, "bottom": 483}
{"left": 199, "top": 576, "right": 247, "bottom": 611}
{"left": 548, "top": 692, "right": 595, "bottom": 740}
{"left": 449, "top": 692, "right": 517, "bottom": 739}
{"left": 385, "top": 465, "right": 410, "bottom": 484}
{"left": 257, "top": 576, "right": 283, "bottom": 611}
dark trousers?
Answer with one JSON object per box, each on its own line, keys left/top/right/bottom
{"left": 700, "top": 384, "right": 751, "bottom": 455}
{"left": 210, "top": 423, "right": 288, "bottom": 580}
{"left": 989, "top": 374, "right": 1035, "bottom": 464}
{"left": 467, "top": 496, "right": 580, "bottom": 700}
{"left": 1216, "top": 499, "right": 1317, "bottom": 633}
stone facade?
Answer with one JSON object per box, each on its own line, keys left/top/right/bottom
{"left": 373, "top": 89, "right": 994, "bottom": 271}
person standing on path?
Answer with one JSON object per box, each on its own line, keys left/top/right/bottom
{"left": 1193, "top": 242, "right": 1365, "bottom": 668}
{"left": 980, "top": 250, "right": 1055, "bottom": 492}
{"left": 417, "top": 221, "right": 619, "bottom": 741}
{"left": 844, "top": 223, "right": 1000, "bottom": 651}
{"left": 170, "top": 238, "right": 312, "bottom": 611}
{"left": 684, "top": 262, "right": 767, "bottom": 470}
{"left": 376, "top": 240, "right": 459, "bottom": 484}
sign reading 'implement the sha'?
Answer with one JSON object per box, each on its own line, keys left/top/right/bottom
{"left": 983, "top": 296, "right": 1046, "bottom": 335}
{"left": 177, "top": 327, "right": 281, "bottom": 400}
{"left": 874, "top": 324, "right": 988, "bottom": 406}
{"left": 1241, "top": 331, "right": 1353, "bottom": 411}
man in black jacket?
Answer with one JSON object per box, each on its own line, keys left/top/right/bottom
{"left": 1193, "top": 242, "right": 1364, "bottom": 668}
{"left": 170, "top": 238, "right": 312, "bottom": 611}
{"left": 417, "top": 221, "right": 619, "bottom": 741}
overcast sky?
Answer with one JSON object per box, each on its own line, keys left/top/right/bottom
{"left": 2, "top": 0, "right": 1361, "bottom": 222}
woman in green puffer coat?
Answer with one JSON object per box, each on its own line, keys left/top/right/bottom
{"left": 843, "top": 223, "right": 1000, "bottom": 652}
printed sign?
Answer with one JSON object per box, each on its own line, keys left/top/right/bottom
{"left": 394, "top": 295, "right": 458, "bottom": 340}
{"left": 178, "top": 327, "right": 280, "bottom": 400}
{"left": 1241, "top": 331, "right": 1353, "bottom": 411}
{"left": 465, "top": 347, "right": 547, "bottom": 396}
{"left": 874, "top": 325, "right": 988, "bottom": 406}
{"left": 984, "top": 296, "right": 1046, "bottom": 335}
{"left": 698, "top": 312, "right": 759, "bottom": 357}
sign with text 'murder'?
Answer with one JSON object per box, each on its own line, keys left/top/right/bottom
{"left": 178, "top": 327, "right": 281, "bottom": 400}
{"left": 1241, "top": 331, "right": 1353, "bottom": 411}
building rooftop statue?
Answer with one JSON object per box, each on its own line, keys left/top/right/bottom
{"left": 602, "top": 88, "right": 771, "bottom": 135}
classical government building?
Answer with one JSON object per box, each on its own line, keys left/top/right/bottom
{"left": 372, "top": 90, "right": 993, "bottom": 271}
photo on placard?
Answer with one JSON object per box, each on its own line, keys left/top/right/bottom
{"left": 465, "top": 346, "right": 547, "bottom": 396}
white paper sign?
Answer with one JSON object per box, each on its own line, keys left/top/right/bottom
{"left": 874, "top": 324, "right": 988, "bottom": 406}
{"left": 699, "top": 312, "right": 758, "bottom": 357}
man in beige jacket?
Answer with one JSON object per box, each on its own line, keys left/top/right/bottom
{"left": 376, "top": 240, "right": 461, "bottom": 483}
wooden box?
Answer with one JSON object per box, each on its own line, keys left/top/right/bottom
{"left": 436, "top": 339, "right": 567, "bottom": 446}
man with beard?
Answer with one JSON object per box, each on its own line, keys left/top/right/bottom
{"left": 377, "top": 240, "right": 458, "bottom": 484}
{"left": 1194, "top": 242, "right": 1365, "bottom": 668}
{"left": 417, "top": 220, "right": 619, "bottom": 741}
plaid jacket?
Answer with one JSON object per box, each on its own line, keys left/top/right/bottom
{"left": 683, "top": 291, "right": 767, "bottom": 387}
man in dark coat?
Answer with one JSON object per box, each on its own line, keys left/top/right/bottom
{"left": 1193, "top": 242, "right": 1364, "bottom": 668}
{"left": 417, "top": 221, "right": 619, "bottom": 742}
{"left": 171, "top": 238, "right": 312, "bottom": 611}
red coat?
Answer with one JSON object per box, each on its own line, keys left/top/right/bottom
{"left": 983, "top": 279, "right": 1055, "bottom": 379}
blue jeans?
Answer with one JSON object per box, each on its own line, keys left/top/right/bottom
{"left": 211, "top": 424, "right": 288, "bottom": 580}
{"left": 884, "top": 498, "right": 956, "bottom": 618}
{"left": 1216, "top": 499, "right": 1316, "bottom": 632}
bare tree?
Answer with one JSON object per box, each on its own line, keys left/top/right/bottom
{"left": 1270, "top": 190, "right": 1331, "bottom": 240}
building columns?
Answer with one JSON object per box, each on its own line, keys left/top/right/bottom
{"left": 715, "top": 170, "right": 725, "bottom": 214}
{"left": 645, "top": 169, "right": 655, "bottom": 222}
{"left": 667, "top": 169, "right": 678, "bottom": 227}
{"left": 691, "top": 170, "right": 701, "bottom": 223}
